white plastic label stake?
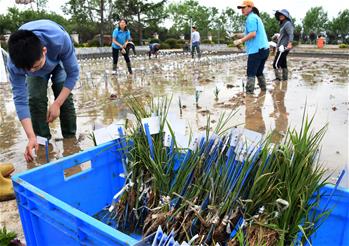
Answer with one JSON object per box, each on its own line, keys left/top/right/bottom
{"left": 36, "top": 136, "right": 48, "bottom": 146}
{"left": 230, "top": 128, "right": 263, "bottom": 160}
{"left": 175, "top": 133, "right": 190, "bottom": 149}
{"left": 93, "top": 121, "right": 125, "bottom": 145}
{"left": 189, "top": 133, "right": 203, "bottom": 151}
{"left": 126, "top": 113, "right": 137, "bottom": 122}
{"left": 164, "top": 118, "right": 186, "bottom": 136}
{"left": 195, "top": 86, "right": 204, "bottom": 92}
{"left": 215, "top": 82, "right": 224, "bottom": 90}
{"left": 0, "top": 45, "right": 8, "bottom": 83}
{"left": 163, "top": 132, "right": 172, "bottom": 147}
{"left": 142, "top": 116, "right": 160, "bottom": 135}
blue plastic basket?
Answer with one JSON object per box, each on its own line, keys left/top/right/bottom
{"left": 12, "top": 141, "right": 349, "bottom": 245}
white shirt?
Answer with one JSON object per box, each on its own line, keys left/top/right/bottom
{"left": 192, "top": 31, "right": 200, "bottom": 43}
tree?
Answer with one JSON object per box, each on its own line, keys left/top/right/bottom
{"left": 33, "top": 0, "right": 48, "bottom": 12}
{"left": 327, "top": 9, "right": 349, "bottom": 43}
{"left": 63, "top": 0, "right": 114, "bottom": 46}
{"left": 167, "top": 0, "right": 212, "bottom": 39}
{"left": 302, "top": 7, "right": 328, "bottom": 34}
{"left": 222, "top": 7, "right": 245, "bottom": 34}
{"left": 260, "top": 12, "right": 279, "bottom": 40}
{"left": 114, "top": 0, "right": 167, "bottom": 45}
{"left": 0, "top": 7, "right": 70, "bottom": 34}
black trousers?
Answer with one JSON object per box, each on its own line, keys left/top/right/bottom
{"left": 112, "top": 47, "right": 130, "bottom": 65}
{"left": 273, "top": 50, "right": 289, "bottom": 69}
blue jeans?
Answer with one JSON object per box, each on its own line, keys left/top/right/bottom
{"left": 27, "top": 64, "right": 76, "bottom": 139}
{"left": 191, "top": 42, "right": 201, "bottom": 58}
{"left": 247, "top": 48, "right": 270, "bottom": 77}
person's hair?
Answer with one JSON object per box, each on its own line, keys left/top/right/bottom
{"left": 118, "top": 18, "right": 128, "bottom": 31}
{"left": 192, "top": 26, "right": 197, "bottom": 30}
{"left": 8, "top": 30, "right": 43, "bottom": 70}
{"left": 251, "top": 7, "right": 260, "bottom": 16}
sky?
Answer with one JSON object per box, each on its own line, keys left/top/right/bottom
{"left": 0, "top": 0, "right": 348, "bottom": 25}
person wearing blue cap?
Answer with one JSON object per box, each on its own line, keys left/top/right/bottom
{"left": 273, "top": 9, "right": 294, "bottom": 81}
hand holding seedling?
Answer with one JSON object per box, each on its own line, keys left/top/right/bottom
{"left": 233, "top": 39, "right": 243, "bottom": 46}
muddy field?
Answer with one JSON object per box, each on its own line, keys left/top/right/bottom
{"left": 0, "top": 52, "right": 348, "bottom": 240}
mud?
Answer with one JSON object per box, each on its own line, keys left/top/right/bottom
{"left": 0, "top": 53, "right": 348, "bottom": 239}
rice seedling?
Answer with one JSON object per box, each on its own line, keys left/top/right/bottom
{"left": 195, "top": 90, "right": 200, "bottom": 109}
{"left": 229, "top": 111, "right": 332, "bottom": 246}
{"left": 214, "top": 86, "right": 220, "bottom": 101}
{"left": 94, "top": 97, "right": 334, "bottom": 246}
{"left": 178, "top": 96, "right": 182, "bottom": 116}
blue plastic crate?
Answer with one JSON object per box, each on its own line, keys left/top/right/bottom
{"left": 12, "top": 141, "right": 349, "bottom": 245}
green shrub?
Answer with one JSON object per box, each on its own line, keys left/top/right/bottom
{"left": 87, "top": 38, "right": 100, "bottom": 47}
{"left": 202, "top": 39, "right": 214, "bottom": 44}
{"left": 226, "top": 40, "right": 234, "bottom": 45}
{"left": 339, "top": 44, "right": 349, "bottom": 48}
{"left": 213, "top": 39, "right": 227, "bottom": 44}
{"left": 176, "top": 39, "right": 186, "bottom": 45}
{"left": 0, "top": 227, "right": 17, "bottom": 246}
{"left": 164, "top": 38, "right": 178, "bottom": 48}
{"left": 150, "top": 38, "right": 160, "bottom": 44}
{"left": 160, "top": 42, "right": 170, "bottom": 49}
{"left": 292, "top": 41, "right": 299, "bottom": 47}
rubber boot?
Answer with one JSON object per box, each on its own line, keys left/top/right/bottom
{"left": 112, "top": 64, "right": 117, "bottom": 75}
{"left": 0, "top": 171, "right": 15, "bottom": 201}
{"left": 0, "top": 163, "right": 15, "bottom": 177}
{"left": 257, "top": 75, "right": 267, "bottom": 91}
{"left": 282, "top": 68, "right": 288, "bottom": 80}
{"left": 127, "top": 62, "right": 133, "bottom": 74}
{"left": 273, "top": 69, "right": 282, "bottom": 81}
{"left": 245, "top": 77, "right": 255, "bottom": 94}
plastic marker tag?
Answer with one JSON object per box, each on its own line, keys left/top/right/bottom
{"left": 215, "top": 82, "right": 224, "bottom": 90}
{"left": 0, "top": 45, "right": 7, "bottom": 83}
{"left": 175, "top": 133, "right": 190, "bottom": 149}
{"left": 126, "top": 113, "right": 137, "bottom": 122}
{"left": 195, "top": 86, "right": 204, "bottom": 92}
{"left": 189, "top": 133, "right": 203, "bottom": 151}
{"left": 151, "top": 226, "right": 163, "bottom": 246}
{"left": 230, "top": 128, "right": 263, "bottom": 161}
{"left": 164, "top": 117, "right": 186, "bottom": 135}
{"left": 36, "top": 136, "right": 48, "bottom": 146}
{"left": 163, "top": 132, "right": 172, "bottom": 147}
{"left": 93, "top": 121, "right": 125, "bottom": 145}
{"left": 142, "top": 116, "right": 160, "bottom": 135}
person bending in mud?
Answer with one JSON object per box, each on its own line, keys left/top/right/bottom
{"left": 148, "top": 43, "right": 160, "bottom": 59}
{"left": 112, "top": 18, "right": 133, "bottom": 75}
{"left": 234, "top": 0, "right": 269, "bottom": 94}
{"left": 7, "top": 19, "right": 79, "bottom": 162}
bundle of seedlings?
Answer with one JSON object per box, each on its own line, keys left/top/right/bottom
{"left": 95, "top": 97, "right": 334, "bottom": 246}
{"left": 229, "top": 113, "right": 332, "bottom": 246}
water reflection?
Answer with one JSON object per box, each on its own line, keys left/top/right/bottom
{"left": 245, "top": 92, "right": 266, "bottom": 134}
{"left": 270, "top": 81, "right": 288, "bottom": 143}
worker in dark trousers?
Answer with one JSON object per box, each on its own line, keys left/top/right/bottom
{"left": 7, "top": 19, "right": 79, "bottom": 162}
{"left": 273, "top": 9, "right": 294, "bottom": 81}
{"left": 148, "top": 43, "right": 160, "bottom": 59}
{"left": 112, "top": 18, "right": 133, "bottom": 75}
